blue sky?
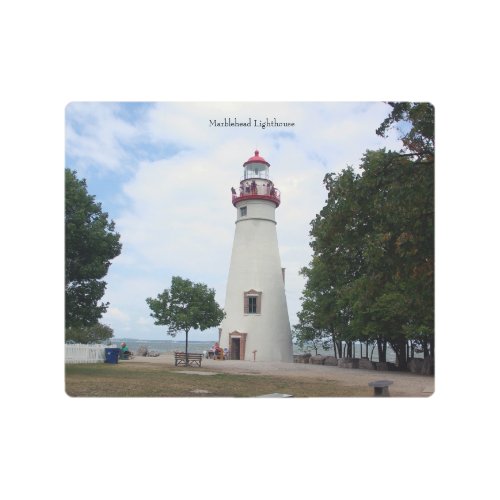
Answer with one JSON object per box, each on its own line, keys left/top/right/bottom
{"left": 65, "top": 102, "right": 403, "bottom": 341}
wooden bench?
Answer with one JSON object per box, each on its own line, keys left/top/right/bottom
{"left": 174, "top": 352, "right": 203, "bottom": 367}
{"left": 368, "top": 380, "right": 393, "bottom": 397}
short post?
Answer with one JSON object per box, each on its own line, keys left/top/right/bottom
{"left": 368, "top": 380, "right": 393, "bottom": 397}
{"left": 252, "top": 350, "right": 257, "bottom": 361}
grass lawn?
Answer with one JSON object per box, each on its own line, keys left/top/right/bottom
{"left": 65, "top": 362, "right": 371, "bottom": 397}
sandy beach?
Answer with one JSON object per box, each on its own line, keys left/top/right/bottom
{"left": 126, "top": 353, "right": 434, "bottom": 397}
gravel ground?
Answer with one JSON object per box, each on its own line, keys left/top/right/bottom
{"left": 126, "top": 353, "right": 435, "bottom": 397}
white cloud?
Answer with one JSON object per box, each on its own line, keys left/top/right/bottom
{"left": 68, "top": 102, "right": 402, "bottom": 340}
{"left": 65, "top": 102, "right": 143, "bottom": 174}
{"left": 105, "top": 307, "right": 130, "bottom": 323}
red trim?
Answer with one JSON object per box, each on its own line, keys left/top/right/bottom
{"left": 243, "top": 150, "right": 270, "bottom": 167}
{"left": 232, "top": 192, "right": 280, "bottom": 207}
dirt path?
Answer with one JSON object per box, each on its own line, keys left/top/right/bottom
{"left": 126, "top": 354, "right": 434, "bottom": 397}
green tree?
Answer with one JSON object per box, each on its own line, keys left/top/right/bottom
{"left": 65, "top": 323, "right": 114, "bottom": 344}
{"left": 298, "top": 256, "right": 346, "bottom": 357}
{"left": 298, "top": 103, "right": 434, "bottom": 370}
{"left": 146, "top": 276, "right": 225, "bottom": 355}
{"left": 292, "top": 294, "right": 332, "bottom": 355}
{"left": 376, "top": 101, "right": 434, "bottom": 160}
{"left": 65, "top": 169, "right": 122, "bottom": 328}
{"left": 354, "top": 148, "right": 434, "bottom": 367}
{"left": 300, "top": 167, "right": 368, "bottom": 358}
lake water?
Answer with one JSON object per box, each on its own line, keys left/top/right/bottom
{"left": 109, "top": 338, "right": 214, "bottom": 355}
{"left": 108, "top": 338, "right": 405, "bottom": 362}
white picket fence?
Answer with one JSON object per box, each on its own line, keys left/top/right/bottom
{"left": 65, "top": 343, "right": 114, "bottom": 364}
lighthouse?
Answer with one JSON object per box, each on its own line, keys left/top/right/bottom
{"left": 219, "top": 150, "right": 293, "bottom": 362}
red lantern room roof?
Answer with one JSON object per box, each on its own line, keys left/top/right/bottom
{"left": 243, "top": 150, "right": 270, "bottom": 167}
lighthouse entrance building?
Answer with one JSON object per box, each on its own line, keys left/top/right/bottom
{"left": 219, "top": 151, "right": 293, "bottom": 363}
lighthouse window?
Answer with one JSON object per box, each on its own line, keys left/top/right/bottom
{"left": 244, "top": 290, "right": 262, "bottom": 314}
{"left": 248, "top": 296, "right": 257, "bottom": 314}
{"left": 240, "top": 206, "right": 247, "bottom": 217}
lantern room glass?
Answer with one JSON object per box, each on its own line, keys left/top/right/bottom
{"left": 243, "top": 162, "right": 269, "bottom": 180}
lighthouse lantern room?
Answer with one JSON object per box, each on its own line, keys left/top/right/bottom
{"left": 220, "top": 150, "right": 293, "bottom": 362}
{"left": 232, "top": 150, "right": 281, "bottom": 207}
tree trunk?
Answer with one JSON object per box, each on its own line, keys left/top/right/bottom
{"left": 394, "top": 338, "right": 408, "bottom": 371}
{"left": 424, "top": 339, "right": 433, "bottom": 358}
{"left": 185, "top": 329, "right": 189, "bottom": 359}
{"left": 377, "top": 339, "right": 386, "bottom": 362}
{"left": 388, "top": 338, "right": 409, "bottom": 370}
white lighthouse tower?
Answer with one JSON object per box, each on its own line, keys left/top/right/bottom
{"left": 219, "top": 150, "right": 293, "bottom": 362}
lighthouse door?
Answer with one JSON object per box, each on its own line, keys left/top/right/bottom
{"left": 231, "top": 338, "right": 241, "bottom": 360}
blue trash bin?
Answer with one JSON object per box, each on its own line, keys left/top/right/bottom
{"left": 104, "top": 348, "right": 120, "bottom": 364}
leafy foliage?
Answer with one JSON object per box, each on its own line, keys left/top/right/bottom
{"left": 65, "top": 169, "right": 122, "bottom": 327}
{"left": 292, "top": 294, "right": 332, "bottom": 355}
{"left": 65, "top": 323, "right": 114, "bottom": 344}
{"left": 146, "top": 276, "right": 225, "bottom": 353}
{"left": 376, "top": 102, "right": 434, "bottom": 160}
{"left": 298, "top": 103, "right": 434, "bottom": 368}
